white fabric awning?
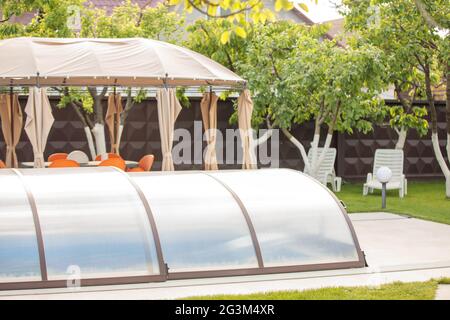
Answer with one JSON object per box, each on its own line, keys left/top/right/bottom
{"left": 0, "top": 37, "right": 245, "bottom": 87}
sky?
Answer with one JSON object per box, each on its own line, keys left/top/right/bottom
{"left": 293, "top": 0, "right": 343, "bottom": 23}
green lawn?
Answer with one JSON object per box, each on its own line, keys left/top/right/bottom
{"left": 184, "top": 281, "right": 439, "bottom": 300}
{"left": 335, "top": 180, "right": 450, "bottom": 225}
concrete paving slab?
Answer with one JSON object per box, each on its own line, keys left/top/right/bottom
{"left": 435, "top": 285, "right": 450, "bottom": 300}
{"left": 351, "top": 213, "right": 450, "bottom": 268}
{"left": 349, "top": 212, "right": 410, "bottom": 221}
{"left": 1, "top": 212, "right": 449, "bottom": 299}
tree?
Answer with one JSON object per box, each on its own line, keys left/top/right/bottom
{"left": 342, "top": 0, "right": 430, "bottom": 150}
{"left": 187, "top": 21, "right": 387, "bottom": 173}
{"left": 167, "top": 0, "right": 310, "bottom": 43}
{"left": 186, "top": 19, "right": 250, "bottom": 73}
{"left": 186, "top": 19, "right": 277, "bottom": 144}
{"left": 342, "top": 0, "right": 450, "bottom": 196}
{"left": 0, "top": 0, "right": 83, "bottom": 38}
{"left": 239, "top": 21, "right": 387, "bottom": 175}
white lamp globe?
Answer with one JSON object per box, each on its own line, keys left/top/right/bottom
{"left": 376, "top": 166, "right": 392, "bottom": 183}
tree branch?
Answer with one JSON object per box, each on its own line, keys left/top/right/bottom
{"left": 413, "top": 0, "right": 443, "bottom": 30}
{"left": 0, "top": 13, "right": 13, "bottom": 23}
{"left": 200, "top": 22, "right": 235, "bottom": 71}
{"left": 281, "top": 128, "right": 310, "bottom": 172}
{"left": 136, "top": 0, "right": 155, "bottom": 26}
{"left": 121, "top": 88, "right": 135, "bottom": 124}
{"left": 70, "top": 102, "right": 90, "bottom": 128}
{"left": 187, "top": 0, "right": 260, "bottom": 18}
{"left": 269, "top": 52, "right": 282, "bottom": 81}
{"left": 328, "top": 101, "right": 341, "bottom": 134}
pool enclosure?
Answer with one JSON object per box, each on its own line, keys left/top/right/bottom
{"left": 0, "top": 168, "right": 364, "bottom": 290}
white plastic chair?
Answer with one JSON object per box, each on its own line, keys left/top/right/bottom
{"left": 304, "top": 147, "right": 342, "bottom": 192}
{"left": 363, "top": 149, "right": 407, "bottom": 198}
{"left": 67, "top": 150, "right": 90, "bottom": 164}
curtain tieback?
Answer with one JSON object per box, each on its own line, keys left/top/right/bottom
{"left": 163, "top": 151, "right": 172, "bottom": 159}
{"left": 34, "top": 153, "right": 44, "bottom": 160}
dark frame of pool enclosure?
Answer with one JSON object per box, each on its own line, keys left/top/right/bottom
{"left": 0, "top": 168, "right": 365, "bottom": 290}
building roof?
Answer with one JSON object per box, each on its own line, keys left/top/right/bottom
{"left": 5, "top": 0, "right": 163, "bottom": 24}
{"left": 323, "top": 18, "right": 344, "bottom": 39}
{"left": 291, "top": 7, "right": 345, "bottom": 45}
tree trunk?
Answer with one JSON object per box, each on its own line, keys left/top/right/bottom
{"left": 446, "top": 176, "right": 450, "bottom": 198}
{"left": 69, "top": 101, "right": 97, "bottom": 160}
{"left": 309, "top": 120, "right": 321, "bottom": 176}
{"left": 310, "top": 105, "right": 339, "bottom": 177}
{"left": 88, "top": 86, "right": 108, "bottom": 156}
{"left": 117, "top": 88, "right": 136, "bottom": 149}
{"left": 117, "top": 124, "right": 124, "bottom": 151}
{"left": 311, "top": 133, "right": 333, "bottom": 177}
{"left": 447, "top": 133, "right": 450, "bottom": 163}
{"left": 92, "top": 123, "right": 107, "bottom": 156}
{"left": 255, "top": 129, "right": 274, "bottom": 146}
{"left": 120, "top": 89, "right": 135, "bottom": 125}
{"left": 395, "top": 127, "right": 408, "bottom": 150}
{"left": 84, "top": 126, "right": 96, "bottom": 160}
{"left": 432, "top": 132, "right": 450, "bottom": 197}
{"left": 281, "top": 128, "right": 310, "bottom": 172}
{"left": 425, "top": 65, "right": 450, "bottom": 197}
{"left": 446, "top": 63, "right": 450, "bottom": 161}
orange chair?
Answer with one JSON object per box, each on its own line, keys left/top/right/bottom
{"left": 127, "top": 155, "right": 154, "bottom": 172}
{"left": 49, "top": 159, "right": 80, "bottom": 168}
{"left": 95, "top": 153, "right": 121, "bottom": 161}
{"left": 48, "top": 153, "right": 68, "bottom": 162}
{"left": 98, "top": 158, "right": 126, "bottom": 171}
{"left": 0, "top": 160, "right": 6, "bottom": 169}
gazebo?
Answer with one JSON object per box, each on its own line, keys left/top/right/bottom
{"left": 0, "top": 37, "right": 257, "bottom": 170}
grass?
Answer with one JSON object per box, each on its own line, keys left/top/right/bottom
{"left": 184, "top": 280, "right": 439, "bottom": 300}
{"left": 335, "top": 180, "right": 450, "bottom": 225}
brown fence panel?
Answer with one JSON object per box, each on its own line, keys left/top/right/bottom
{"left": 0, "top": 97, "right": 447, "bottom": 180}
{"left": 336, "top": 101, "right": 447, "bottom": 180}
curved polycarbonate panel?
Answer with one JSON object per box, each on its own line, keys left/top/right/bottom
{"left": 19, "top": 168, "right": 160, "bottom": 280}
{"left": 132, "top": 173, "right": 258, "bottom": 272}
{"left": 0, "top": 170, "right": 41, "bottom": 282}
{"left": 210, "top": 169, "right": 360, "bottom": 267}
{"left": 0, "top": 167, "right": 363, "bottom": 290}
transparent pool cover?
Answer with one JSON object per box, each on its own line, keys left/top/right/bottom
{"left": 0, "top": 168, "right": 364, "bottom": 289}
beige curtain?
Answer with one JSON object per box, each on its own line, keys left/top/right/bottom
{"left": 24, "top": 87, "right": 54, "bottom": 168}
{"left": 0, "top": 93, "right": 23, "bottom": 168}
{"left": 156, "top": 88, "right": 182, "bottom": 171}
{"left": 238, "top": 89, "right": 257, "bottom": 169}
{"left": 200, "top": 92, "right": 219, "bottom": 170}
{"left": 106, "top": 93, "right": 123, "bottom": 154}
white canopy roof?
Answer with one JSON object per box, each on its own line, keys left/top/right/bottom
{"left": 0, "top": 37, "right": 245, "bottom": 87}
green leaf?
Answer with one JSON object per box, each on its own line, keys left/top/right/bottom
{"left": 274, "top": 0, "right": 283, "bottom": 12}
{"left": 220, "top": 31, "right": 230, "bottom": 44}
{"left": 235, "top": 26, "right": 247, "bottom": 38}
{"left": 298, "top": 3, "right": 309, "bottom": 12}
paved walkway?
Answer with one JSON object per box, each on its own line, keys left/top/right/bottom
{"left": 1, "top": 212, "right": 450, "bottom": 299}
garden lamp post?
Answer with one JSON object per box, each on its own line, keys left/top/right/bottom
{"left": 376, "top": 166, "right": 392, "bottom": 209}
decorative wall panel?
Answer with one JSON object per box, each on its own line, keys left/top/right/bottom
{"left": 0, "top": 97, "right": 447, "bottom": 180}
